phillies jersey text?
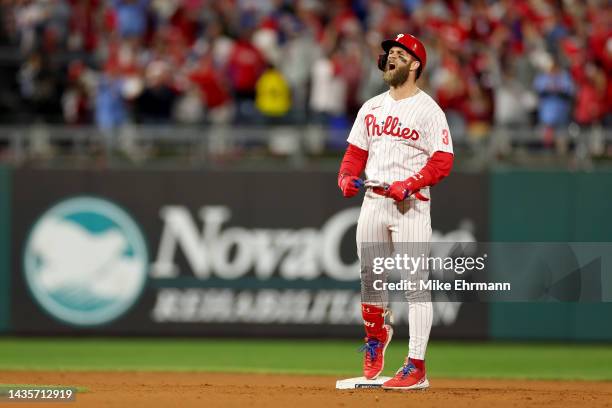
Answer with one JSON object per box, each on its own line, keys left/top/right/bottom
{"left": 347, "top": 90, "right": 453, "bottom": 197}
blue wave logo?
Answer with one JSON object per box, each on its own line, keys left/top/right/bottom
{"left": 23, "top": 197, "right": 148, "bottom": 326}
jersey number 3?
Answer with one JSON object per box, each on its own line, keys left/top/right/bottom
{"left": 442, "top": 129, "right": 450, "bottom": 145}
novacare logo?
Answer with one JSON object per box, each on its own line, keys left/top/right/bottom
{"left": 151, "top": 206, "right": 361, "bottom": 281}
{"left": 23, "top": 197, "right": 149, "bottom": 326}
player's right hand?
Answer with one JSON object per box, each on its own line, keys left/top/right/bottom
{"left": 338, "top": 174, "right": 364, "bottom": 198}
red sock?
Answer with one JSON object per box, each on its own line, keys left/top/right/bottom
{"left": 361, "top": 303, "right": 387, "bottom": 340}
{"left": 409, "top": 358, "right": 425, "bottom": 371}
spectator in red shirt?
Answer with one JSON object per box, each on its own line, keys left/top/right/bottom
{"left": 188, "top": 54, "right": 233, "bottom": 124}
{"left": 227, "top": 30, "right": 266, "bottom": 123}
{"left": 574, "top": 63, "right": 607, "bottom": 127}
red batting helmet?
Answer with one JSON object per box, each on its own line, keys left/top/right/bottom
{"left": 378, "top": 33, "right": 427, "bottom": 76}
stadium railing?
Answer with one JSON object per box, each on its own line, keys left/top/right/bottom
{"left": 0, "top": 124, "right": 610, "bottom": 170}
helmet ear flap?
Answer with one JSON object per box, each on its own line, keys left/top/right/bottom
{"left": 377, "top": 53, "right": 388, "bottom": 71}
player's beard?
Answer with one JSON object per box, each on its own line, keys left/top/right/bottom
{"left": 383, "top": 64, "right": 410, "bottom": 88}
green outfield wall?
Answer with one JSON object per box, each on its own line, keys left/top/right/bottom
{"left": 0, "top": 166, "right": 10, "bottom": 333}
{"left": 489, "top": 170, "right": 612, "bottom": 341}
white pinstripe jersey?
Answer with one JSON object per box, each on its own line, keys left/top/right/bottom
{"left": 347, "top": 89, "right": 453, "bottom": 197}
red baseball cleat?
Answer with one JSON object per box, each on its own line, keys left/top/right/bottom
{"left": 382, "top": 358, "right": 429, "bottom": 390}
{"left": 359, "top": 325, "right": 393, "bottom": 380}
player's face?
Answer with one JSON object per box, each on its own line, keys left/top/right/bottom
{"left": 383, "top": 46, "right": 418, "bottom": 87}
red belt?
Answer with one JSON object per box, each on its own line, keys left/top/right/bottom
{"left": 371, "top": 187, "right": 389, "bottom": 197}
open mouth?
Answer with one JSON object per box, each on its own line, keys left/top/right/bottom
{"left": 388, "top": 63, "right": 396, "bottom": 71}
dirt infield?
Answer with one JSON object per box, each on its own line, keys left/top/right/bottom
{"left": 1, "top": 371, "right": 611, "bottom": 408}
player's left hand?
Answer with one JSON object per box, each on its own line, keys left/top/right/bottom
{"left": 387, "top": 178, "right": 429, "bottom": 202}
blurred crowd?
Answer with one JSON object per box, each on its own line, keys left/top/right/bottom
{"left": 0, "top": 0, "right": 610, "bottom": 143}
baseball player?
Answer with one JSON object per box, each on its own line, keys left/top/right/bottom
{"left": 337, "top": 33, "right": 454, "bottom": 390}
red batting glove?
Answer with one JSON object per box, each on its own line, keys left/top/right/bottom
{"left": 387, "top": 176, "right": 429, "bottom": 202}
{"left": 338, "top": 174, "right": 364, "bottom": 198}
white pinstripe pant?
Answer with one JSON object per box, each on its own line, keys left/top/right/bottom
{"left": 356, "top": 189, "right": 433, "bottom": 360}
